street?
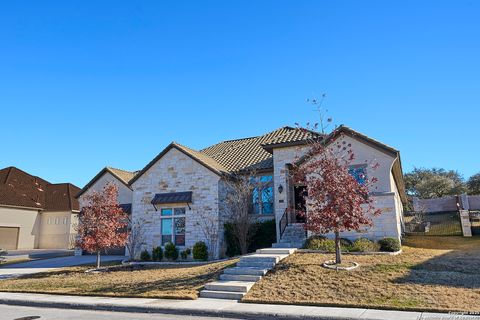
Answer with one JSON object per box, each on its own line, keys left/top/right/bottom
{"left": 0, "top": 305, "right": 248, "bottom": 320}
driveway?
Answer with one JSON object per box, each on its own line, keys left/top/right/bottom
{"left": 0, "top": 255, "right": 125, "bottom": 279}
{"left": 3, "top": 249, "right": 73, "bottom": 261}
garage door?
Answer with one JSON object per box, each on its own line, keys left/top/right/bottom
{"left": 0, "top": 227, "right": 19, "bottom": 250}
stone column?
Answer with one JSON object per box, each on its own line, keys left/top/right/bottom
{"left": 459, "top": 210, "right": 472, "bottom": 237}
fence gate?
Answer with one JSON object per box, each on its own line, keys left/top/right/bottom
{"left": 404, "top": 211, "right": 463, "bottom": 236}
{"left": 470, "top": 211, "right": 480, "bottom": 236}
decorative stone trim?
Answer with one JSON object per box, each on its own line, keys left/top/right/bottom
{"left": 122, "top": 257, "right": 233, "bottom": 266}
{"left": 297, "top": 249, "right": 402, "bottom": 256}
{"left": 322, "top": 260, "right": 359, "bottom": 270}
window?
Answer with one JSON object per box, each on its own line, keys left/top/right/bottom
{"left": 252, "top": 175, "right": 274, "bottom": 215}
{"left": 349, "top": 165, "right": 367, "bottom": 185}
{"left": 160, "top": 207, "right": 186, "bottom": 246}
{"left": 63, "top": 217, "right": 68, "bottom": 224}
{"left": 55, "top": 217, "right": 60, "bottom": 225}
{"left": 47, "top": 217, "right": 52, "bottom": 225}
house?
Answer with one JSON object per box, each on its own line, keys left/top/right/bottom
{"left": 0, "top": 166, "right": 80, "bottom": 250}
{"left": 76, "top": 167, "right": 137, "bottom": 254}
{"left": 78, "top": 125, "right": 407, "bottom": 258}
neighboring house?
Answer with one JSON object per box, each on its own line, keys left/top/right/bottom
{"left": 0, "top": 166, "right": 80, "bottom": 250}
{"left": 76, "top": 167, "right": 137, "bottom": 254}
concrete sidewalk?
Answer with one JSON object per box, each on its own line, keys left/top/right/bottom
{"left": 0, "top": 292, "right": 477, "bottom": 320}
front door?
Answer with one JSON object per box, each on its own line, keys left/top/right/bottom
{"left": 293, "top": 186, "right": 307, "bottom": 223}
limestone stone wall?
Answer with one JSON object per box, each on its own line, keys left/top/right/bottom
{"left": 272, "top": 134, "right": 403, "bottom": 243}
{"left": 325, "top": 193, "right": 402, "bottom": 242}
{"left": 131, "top": 148, "right": 222, "bottom": 258}
{"left": 272, "top": 145, "right": 310, "bottom": 241}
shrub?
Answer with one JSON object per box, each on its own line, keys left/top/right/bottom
{"left": 248, "top": 219, "right": 277, "bottom": 252}
{"left": 224, "top": 219, "right": 277, "bottom": 257}
{"left": 351, "top": 238, "right": 379, "bottom": 252}
{"left": 152, "top": 246, "right": 163, "bottom": 261}
{"left": 193, "top": 241, "right": 209, "bottom": 261}
{"left": 180, "top": 250, "right": 188, "bottom": 260}
{"left": 303, "top": 235, "right": 327, "bottom": 249}
{"left": 164, "top": 242, "right": 179, "bottom": 260}
{"left": 140, "top": 249, "right": 151, "bottom": 261}
{"left": 185, "top": 247, "right": 191, "bottom": 255}
{"left": 340, "top": 238, "right": 353, "bottom": 251}
{"left": 304, "top": 238, "right": 336, "bottom": 252}
{"left": 378, "top": 237, "right": 401, "bottom": 252}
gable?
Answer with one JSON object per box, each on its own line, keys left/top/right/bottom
{"left": 77, "top": 170, "right": 133, "bottom": 207}
{"left": 130, "top": 147, "right": 221, "bottom": 189}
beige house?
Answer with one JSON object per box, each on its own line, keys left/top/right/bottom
{"left": 125, "top": 125, "right": 407, "bottom": 258}
{"left": 0, "top": 167, "right": 80, "bottom": 250}
{"left": 78, "top": 125, "right": 407, "bottom": 258}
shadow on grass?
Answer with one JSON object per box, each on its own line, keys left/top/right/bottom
{"left": 395, "top": 240, "right": 480, "bottom": 289}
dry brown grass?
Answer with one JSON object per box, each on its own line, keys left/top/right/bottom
{"left": 0, "top": 259, "right": 237, "bottom": 299}
{"left": 244, "top": 236, "right": 480, "bottom": 312}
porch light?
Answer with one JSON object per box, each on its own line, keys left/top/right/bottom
{"left": 278, "top": 184, "right": 284, "bottom": 194}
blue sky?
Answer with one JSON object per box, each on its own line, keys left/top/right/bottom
{"left": 1, "top": 1, "right": 479, "bottom": 187}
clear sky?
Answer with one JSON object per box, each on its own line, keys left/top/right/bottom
{"left": 1, "top": 1, "right": 479, "bottom": 187}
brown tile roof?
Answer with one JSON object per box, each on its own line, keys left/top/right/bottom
{"left": 0, "top": 167, "right": 80, "bottom": 211}
{"left": 201, "top": 126, "right": 321, "bottom": 172}
{"left": 129, "top": 126, "right": 322, "bottom": 184}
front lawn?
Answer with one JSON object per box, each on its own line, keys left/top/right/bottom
{"left": 244, "top": 236, "right": 480, "bottom": 312}
{"left": 0, "top": 259, "right": 237, "bottom": 299}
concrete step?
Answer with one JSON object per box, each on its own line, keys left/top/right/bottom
{"left": 272, "top": 242, "right": 303, "bottom": 248}
{"left": 240, "top": 254, "right": 287, "bottom": 264}
{"left": 236, "top": 261, "right": 275, "bottom": 268}
{"left": 220, "top": 274, "right": 262, "bottom": 282}
{"left": 224, "top": 267, "right": 268, "bottom": 276}
{"left": 256, "top": 248, "right": 296, "bottom": 255}
{"left": 204, "top": 281, "right": 255, "bottom": 293}
{"left": 199, "top": 290, "right": 245, "bottom": 300}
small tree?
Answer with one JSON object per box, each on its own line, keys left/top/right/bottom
{"left": 125, "top": 216, "right": 146, "bottom": 261}
{"left": 292, "top": 137, "right": 381, "bottom": 265}
{"left": 221, "top": 171, "right": 268, "bottom": 255}
{"left": 76, "top": 183, "right": 128, "bottom": 269}
{"left": 196, "top": 211, "right": 220, "bottom": 259}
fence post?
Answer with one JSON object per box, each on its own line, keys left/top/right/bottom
{"left": 459, "top": 210, "right": 472, "bottom": 237}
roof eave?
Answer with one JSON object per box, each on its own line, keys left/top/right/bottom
{"left": 129, "top": 143, "right": 229, "bottom": 186}
{"left": 76, "top": 167, "right": 133, "bottom": 199}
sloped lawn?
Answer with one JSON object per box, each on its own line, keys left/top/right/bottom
{"left": 244, "top": 236, "right": 480, "bottom": 312}
{"left": 0, "top": 259, "right": 237, "bottom": 299}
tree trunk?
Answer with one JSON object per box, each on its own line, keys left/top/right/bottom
{"left": 96, "top": 251, "right": 101, "bottom": 269}
{"left": 334, "top": 231, "right": 342, "bottom": 264}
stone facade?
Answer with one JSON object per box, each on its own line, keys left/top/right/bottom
{"left": 273, "top": 133, "right": 404, "bottom": 243}
{"left": 131, "top": 148, "right": 223, "bottom": 258}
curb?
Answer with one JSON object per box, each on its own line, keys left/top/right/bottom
{"left": 0, "top": 296, "right": 429, "bottom": 320}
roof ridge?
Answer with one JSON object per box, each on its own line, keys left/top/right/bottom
{"left": 2, "top": 166, "right": 50, "bottom": 185}
{"left": 106, "top": 166, "right": 136, "bottom": 174}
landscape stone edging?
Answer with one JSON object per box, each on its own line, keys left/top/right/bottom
{"left": 121, "top": 257, "right": 234, "bottom": 266}
{"left": 297, "top": 249, "right": 402, "bottom": 256}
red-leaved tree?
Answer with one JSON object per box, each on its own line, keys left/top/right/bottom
{"left": 292, "top": 130, "right": 381, "bottom": 265}
{"left": 76, "top": 183, "right": 128, "bottom": 268}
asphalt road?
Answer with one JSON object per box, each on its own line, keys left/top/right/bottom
{"left": 0, "top": 305, "right": 249, "bottom": 320}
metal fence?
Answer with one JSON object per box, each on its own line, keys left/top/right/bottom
{"left": 470, "top": 210, "right": 480, "bottom": 236}
{"left": 404, "top": 211, "right": 463, "bottom": 236}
